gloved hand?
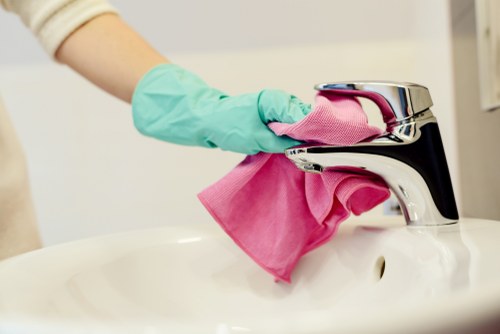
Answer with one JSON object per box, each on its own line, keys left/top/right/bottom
{"left": 131, "top": 64, "right": 311, "bottom": 155}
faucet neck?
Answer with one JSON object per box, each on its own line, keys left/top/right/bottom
{"left": 286, "top": 119, "right": 459, "bottom": 226}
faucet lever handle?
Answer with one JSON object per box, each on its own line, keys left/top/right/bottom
{"left": 315, "top": 81, "right": 433, "bottom": 125}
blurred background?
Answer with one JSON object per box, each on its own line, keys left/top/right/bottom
{"left": 0, "top": 0, "right": 498, "bottom": 245}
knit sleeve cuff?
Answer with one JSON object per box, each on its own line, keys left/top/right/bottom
{"left": 1, "top": 0, "right": 118, "bottom": 58}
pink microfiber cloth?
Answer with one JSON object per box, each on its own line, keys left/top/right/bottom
{"left": 198, "top": 92, "right": 391, "bottom": 283}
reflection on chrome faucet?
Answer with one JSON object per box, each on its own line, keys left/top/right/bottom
{"left": 286, "top": 82, "right": 459, "bottom": 226}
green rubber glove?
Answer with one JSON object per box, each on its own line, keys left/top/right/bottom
{"left": 131, "top": 64, "right": 311, "bottom": 155}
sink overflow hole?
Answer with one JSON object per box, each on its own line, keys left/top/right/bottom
{"left": 374, "top": 256, "right": 386, "bottom": 281}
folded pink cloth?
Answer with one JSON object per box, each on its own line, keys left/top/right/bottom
{"left": 198, "top": 92, "right": 390, "bottom": 283}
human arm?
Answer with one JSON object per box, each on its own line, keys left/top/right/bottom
{"left": 55, "top": 12, "right": 311, "bottom": 154}
{"left": 55, "top": 10, "right": 311, "bottom": 154}
{"left": 2, "top": 0, "right": 311, "bottom": 154}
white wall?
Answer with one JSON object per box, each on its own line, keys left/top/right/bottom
{"left": 0, "top": 0, "right": 419, "bottom": 64}
{"left": 451, "top": 0, "right": 500, "bottom": 220}
{"left": 0, "top": 1, "right": 458, "bottom": 245}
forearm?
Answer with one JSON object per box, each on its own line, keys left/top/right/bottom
{"left": 55, "top": 13, "right": 169, "bottom": 103}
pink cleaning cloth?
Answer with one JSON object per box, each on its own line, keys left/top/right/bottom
{"left": 198, "top": 92, "right": 391, "bottom": 283}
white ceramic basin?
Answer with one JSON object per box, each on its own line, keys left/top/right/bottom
{"left": 1, "top": 217, "right": 500, "bottom": 334}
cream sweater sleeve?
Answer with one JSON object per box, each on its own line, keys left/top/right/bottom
{"left": 0, "top": 0, "right": 117, "bottom": 58}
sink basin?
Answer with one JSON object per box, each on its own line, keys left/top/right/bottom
{"left": 1, "top": 217, "right": 500, "bottom": 334}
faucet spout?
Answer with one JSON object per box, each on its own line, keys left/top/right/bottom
{"left": 286, "top": 82, "right": 459, "bottom": 226}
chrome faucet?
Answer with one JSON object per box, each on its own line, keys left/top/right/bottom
{"left": 285, "top": 81, "right": 459, "bottom": 226}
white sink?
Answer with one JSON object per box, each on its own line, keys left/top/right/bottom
{"left": 1, "top": 217, "right": 500, "bottom": 334}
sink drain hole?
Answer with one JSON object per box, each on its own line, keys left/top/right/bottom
{"left": 374, "top": 256, "right": 386, "bottom": 280}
